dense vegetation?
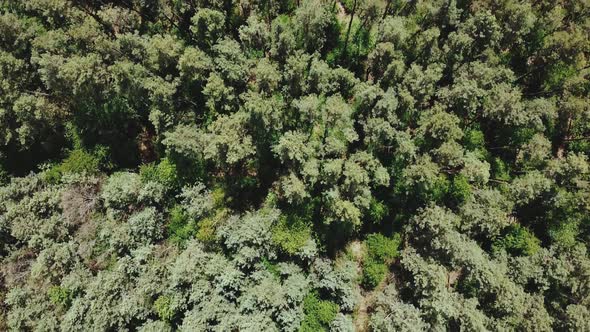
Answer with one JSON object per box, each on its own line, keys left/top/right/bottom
{"left": 1, "top": 0, "right": 589, "bottom": 330}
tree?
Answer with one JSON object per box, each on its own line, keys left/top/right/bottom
{"left": 1, "top": 1, "right": 590, "bottom": 330}
{"left": 191, "top": 9, "right": 225, "bottom": 49}
{"left": 239, "top": 14, "right": 271, "bottom": 54}
{"left": 370, "top": 284, "right": 429, "bottom": 332}
{"left": 294, "top": 0, "right": 338, "bottom": 54}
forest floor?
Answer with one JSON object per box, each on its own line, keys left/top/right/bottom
{"left": 336, "top": 1, "right": 348, "bottom": 23}
{"left": 348, "top": 240, "right": 390, "bottom": 332}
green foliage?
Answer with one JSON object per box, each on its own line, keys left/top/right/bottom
{"left": 179, "top": 183, "right": 214, "bottom": 219}
{"left": 493, "top": 224, "right": 541, "bottom": 256}
{"left": 139, "top": 158, "right": 178, "bottom": 189}
{"left": 450, "top": 174, "right": 472, "bottom": 205}
{"left": 195, "top": 212, "right": 224, "bottom": 245}
{"left": 1, "top": 1, "right": 590, "bottom": 331}
{"left": 217, "top": 208, "right": 280, "bottom": 268}
{"left": 101, "top": 172, "right": 142, "bottom": 210}
{"left": 365, "top": 233, "right": 401, "bottom": 263}
{"left": 367, "top": 198, "right": 388, "bottom": 224}
{"left": 167, "top": 205, "right": 197, "bottom": 246}
{"left": 262, "top": 258, "right": 281, "bottom": 278}
{"left": 294, "top": 0, "right": 340, "bottom": 54}
{"left": 464, "top": 129, "right": 486, "bottom": 151}
{"left": 492, "top": 157, "right": 511, "bottom": 182}
{"left": 59, "top": 149, "right": 101, "bottom": 174}
{"left": 153, "top": 295, "right": 174, "bottom": 322}
{"left": 45, "top": 147, "right": 109, "bottom": 183}
{"left": 330, "top": 313, "right": 354, "bottom": 332}
{"left": 0, "top": 165, "right": 8, "bottom": 185}
{"left": 272, "top": 215, "right": 312, "bottom": 255}
{"left": 362, "top": 260, "right": 388, "bottom": 289}
{"left": 548, "top": 221, "right": 579, "bottom": 248}
{"left": 300, "top": 292, "right": 339, "bottom": 332}
{"left": 191, "top": 9, "right": 225, "bottom": 49}
{"left": 399, "top": 155, "right": 450, "bottom": 205}
{"left": 370, "top": 285, "right": 430, "bottom": 331}
{"left": 48, "top": 286, "right": 72, "bottom": 307}
{"left": 362, "top": 233, "right": 401, "bottom": 289}
{"left": 544, "top": 61, "right": 577, "bottom": 91}
{"left": 128, "top": 207, "right": 163, "bottom": 245}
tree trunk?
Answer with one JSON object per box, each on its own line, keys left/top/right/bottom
{"left": 342, "top": 0, "right": 358, "bottom": 62}
{"left": 556, "top": 113, "right": 573, "bottom": 158}
{"left": 382, "top": 0, "right": 392, "bottom": 18}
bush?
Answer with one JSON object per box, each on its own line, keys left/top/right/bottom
{"left": 45, "top": 147, "right": 109, "bottom": 183}
{"left": 330, "top": 313, "right": 354, "bottom": 332}
{"left": 196, "top": 209, "right": 228, "bottom": 246}
{"left": 138, "top": 320, "right": 172, "bottom": 332}
{"left": 179, "top": 183, "right": 214, "bottom": 219}
{"left": 0, "top": 165, "right": 9, "bottom": 185}
{"left": 365, "top": 233, "right": 401, "bottom": 263}
{"left": 463, "top": 129, "right": 485, "bottom": 151}
{"left": 60, "top": 149, "right": 101, "bottom": 174}
{"left": 362, "top": 259, "right": 388, "bottom": 289}
{"left": 493, "top": 224, "right": 541, "bottom": 256}
{"left": 300, "top": 292, "right": 339, "bottom": 332}
{"left": 153, "top": 295, "right": 174, "bottom": 321}
{"left": 165, "top": 150, "right": 205, "bottom": 185}
{"left": 167, "top": 205, "right": 197, "bottom": 246}
{"left": 492, "top": 157, "right": 511, "bottom": 182}
{"left": 549, "top": 221, "right": 579, "bottom": 249}
{"left": 450, "top": 174, "right": 472, "bottom": 205}
{"left": 367, "top": 199, "right": 388, "bottom": 224}
{"left": 339, "top": 0, "right": 356, "bottom": 12}
{"left": 271, "top": 216, "right": 312, "bottom": 255}
{"left": 139, "top": 157, "right": 179, "bottom": 189}
{"left": 425, "top": 175, "right": 450, "bottom": 204}
{"left": 362, "top": 233, "right": 401, "bottom": 289}
{"left": 48, "top": 286, "right": 72, "bottom": 307}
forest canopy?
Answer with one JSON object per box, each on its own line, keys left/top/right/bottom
{"left": 1, "top": 0, "right": 590, "bottom": 330}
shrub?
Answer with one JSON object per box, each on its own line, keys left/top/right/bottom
{"left": 365, "top": 233, "right": 401, "bottom": 263}
{"left": 153, "top": 295, "right": 174, "bottom": 321}
{"left": 464, "top": 129, "right": 485, "bottom": 151}
{"left": 424, "top": 175, "right": 450, "bottom": 204}
{"left": 0, "top": 166, "right": 8, "bottom": 185}
{"left": 493, "top": 224, "right": 541, "bottom": 256}
{"left": 548, "top": 221, "right": 579, "bottom": 249}
{"left": 139, "top": 157, "right": 179, "bottom": 189}
{"left": 211, "top": 186, "right": 226, "bottom": 207}
{"left": 179, "top": 183, "right": 214, "bottom": 219}
{"left": 48, "top": 286, "right": 72, "bottom": 307}
{"left": 262, "top": 258, "right": 281, "bottom": 278}
{"left": 138, "top": 320, "right": 172, "bottom": 332}
{"left": 362, "top": 259, "right": 388, "bottom": 289}
{"left": 196, "top": 209, "right": 228, "bottom": 246}
{"left": 367, "top": 199, "right": 388, "bottom": 224}
{"left": 300, "top": 292, "right": 339, "bottom": 332}
{"left": 330, "top": 313, "right": 354, "bottom": 332}
{"left": 544, "top": 61, "right": 576, "bottom": 91}
{"left": 196, "top": 216, "right": 217, "bottom": 244}
{"left": 362, "top": 233, "right": 401, "bottom": 289}
{"left": 45, "top": 147, "right": 109, "bottom": 183}
{"left": 450, "top": 174, "right": 472, "bottom": 205}
{"left": 167, "top": 205, "right": 197, "bottom": 246}
{"left": 271, "top": 216, "right": 312, "bottom": 255}
{"left": 165, "top": 150, "right": 205, "bottom": 185}
{"left": 492, "top": 157, "right": 511, "bottom": 182}
{"left": 59, "top": 149, "right": 101, "bottom": 174}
